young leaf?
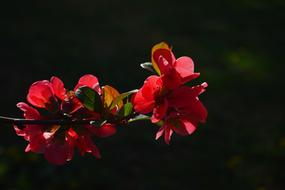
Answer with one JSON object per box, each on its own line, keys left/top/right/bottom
{"left": 102, "top": 85, "right": 122, "bottom": 110}
{"left": 128, "top": 114, "right": 150, "bottom": 123}
{"left": 118, "top": 102, "right": 133, "bottom": 117}
{"left": 75, "top": 86, "right": 102, "bottom": 112}
{"left": 110, "top": 89, "right": 138, "bottom": 110}
{"left": 151, "top": 42, "right": 171, "bottom": 75}
{"left": 140, "top": 62, "right": 155, "bottom": 73}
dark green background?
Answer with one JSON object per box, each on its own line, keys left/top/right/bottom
{"left": 0, "top": 0, "right": 284, "bottom": 189}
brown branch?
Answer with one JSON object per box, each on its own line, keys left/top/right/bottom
{"left": 0, "top": 116, "right": 94, "bottom": 126}
{"left": 0, "top": 111, "right": 148, "bottom": 127}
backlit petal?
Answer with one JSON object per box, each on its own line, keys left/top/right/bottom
{"left": 151, "top": 42, "right": 175, "bottom": 75}
{"left": 17, "top": 102, "right": 41, "bottom": 119}
{"left": 164, "top": 126, "right": 173, "bottom": 145}
{"left": 92, "top": 123, "right": 117, "bottom": 138}
{"left": 133, "top": 76, "right": 162, "bottom": 114}
{"left": 44, "top": 142, "right": 70, "bottom": 165}
{"left": 74, "top": 74, "right": 101, "bottom": 94}
{"left": 50, "top": 76, "right": 66, "bottom": 100}
{"left": 151, "top": 98, "right": 168, "bottom": 123}
{"left": 27, "top": 81, "right": 57, "bottom": 110}
{"left": 155, "top": 125, "right": 165, "bottom": 140}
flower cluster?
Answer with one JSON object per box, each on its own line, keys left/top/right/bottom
{"left": 132, "top": 42, "right": 208, "bottom": 144}
{"left": 15, "top": 75, "right": 120, "bottom": 165}
{"left": 12, "top": 42, "right": 207, "bottom": 165}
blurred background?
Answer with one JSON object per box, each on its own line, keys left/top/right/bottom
{"left": 0, "top": 0, "right": 284, "bottom": 189}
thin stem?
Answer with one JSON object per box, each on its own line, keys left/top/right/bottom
{"left": 0, "top": 116, "right": 93, "bottom": 126}
{"left": 0, "top": 113, "right": 150, "bottom": 127}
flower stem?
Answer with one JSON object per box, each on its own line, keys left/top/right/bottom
{"left": 0, "top": 116, "right": 94, "bottom": 126}
{"left": 0, "top": 113, "right": 150, "bottom": 126}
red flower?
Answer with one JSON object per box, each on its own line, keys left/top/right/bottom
{"left": 76, "top": 123, "right": 116, "bottom": 155}
{"left": 43, "top": 129, "right": 75, "bottom": 165}
{"left": 155, "top": 112, "right": 197, "bottom": 145}
{"left": 132, "top": 75, "right": 168, "bottom": 123}
{"left": 14, "top": 103, "right": 46, "bottom": 153}
{"left": 27, "top": 80, "right": 59, "bottom": 112}
{"left": 133, "top": 77, "right": 208, "bottom": 123}
{"left": 167, "top": 83, "right": 208, "bottom": 122}
{"left": 15, "top": 74, "right": 116, "bottom": 165}
{"left": 155, "top": 83, "right": 208, "bottom": 144}
{"left": 74, "top": 74, "right": 101, "bottom": 94}
{"left": 89, "top": 123, "right": 117, "bottom": 138}
{"left": 12, "top": 42, "right": 208, "bottom": 163}
{"left": 133, "top": 42, "right": 208, "bottom": 144}
{"left": 151, "top": 42, "right": 200, "bottom": 89}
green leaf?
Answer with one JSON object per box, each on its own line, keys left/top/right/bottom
{"left": 75, "top": 86, "right": 102, "bottom": 112}
{"left": 128, "top": 114, "right": 150, "bottom": 123}
{"left": 110, "top": 89, "right": 138, "bottom": 110}
{"left": 118, "top": 102, "right": 133, "bottom": 117}
{"left": 140, "top": 62, "right": 155, "bottom": 73}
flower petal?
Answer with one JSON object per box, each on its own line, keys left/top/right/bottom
{"left": 44, "top": 142, "right": 71, "bottom": 165}
{"left": 132, "top": 91, "right": 155, "bottom": 114}
{"left": 27, "top": 81, "right": 58, "bottom": 111}
{"left": 151, "top": 42, "right": 175, "bottom": 75}
{"left": 151, "top": 98, "right": 168, "bottom": 123}
{"left": 133, "top": 76, "right": 162, "bottom": 114}
{"left": 172, "top": 118, "right": 196, "bottom": 136}
{"left": 25, "top": 135, "right": 46, "bottom": 153}
{"left": 157, "top": 56, "right": 172, "bottom": 75}
{"left": 50, "top": 76, "right": 66, "bottom": 100}
{"left": 61, "top": 94, "right": 83, "bottom": 114}
{"left": 161, "top": 69, "right": 181, "bottom": 90}
{"left": 168, "top": 83, "right": 208, "bottom": 108}
{"left": 74, "top": 74, "right": 101, "bottom": 94}
{"left": 77, "top": 136, "right": 101, "bottom": 158}
{"left": 141, "top": 76, "right": 162, "bottom": 100}
{"left": 181, "top": 118, "right": 197, "bottom": 135}
{"left": 155, "top": 126, "right": 165, "bottom": 140}
{"left": 164, "top": 126, "right": 173, "bottom": 145}
{"left": 67, "top": 128, "right": 79, "bottom": 139}
{"left": 187, "top": 101, "right": 208, "bottom": 123}
{"left": 175, "top": 56, "right": 194, "bottom": 75}
{"left": 92, "top": 123, "right": 117, "bottom": 138}
{"left": 174, "top": 56, "right": 200, "bottom": 83}
{"left": 17, "top": 102, "right": 41, "bottom": 119}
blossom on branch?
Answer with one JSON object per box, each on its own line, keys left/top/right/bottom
{"left": 152, "top": 42, "right": 200, "bottom": 89}
{"left": 15, "top": 75, "right": 116, "bottom": 165}
{"left": 133, "top": 42, "right": 208, "bottom": 144}
{"left": 3, "top": 41, "right": 208, "bottom": 165}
